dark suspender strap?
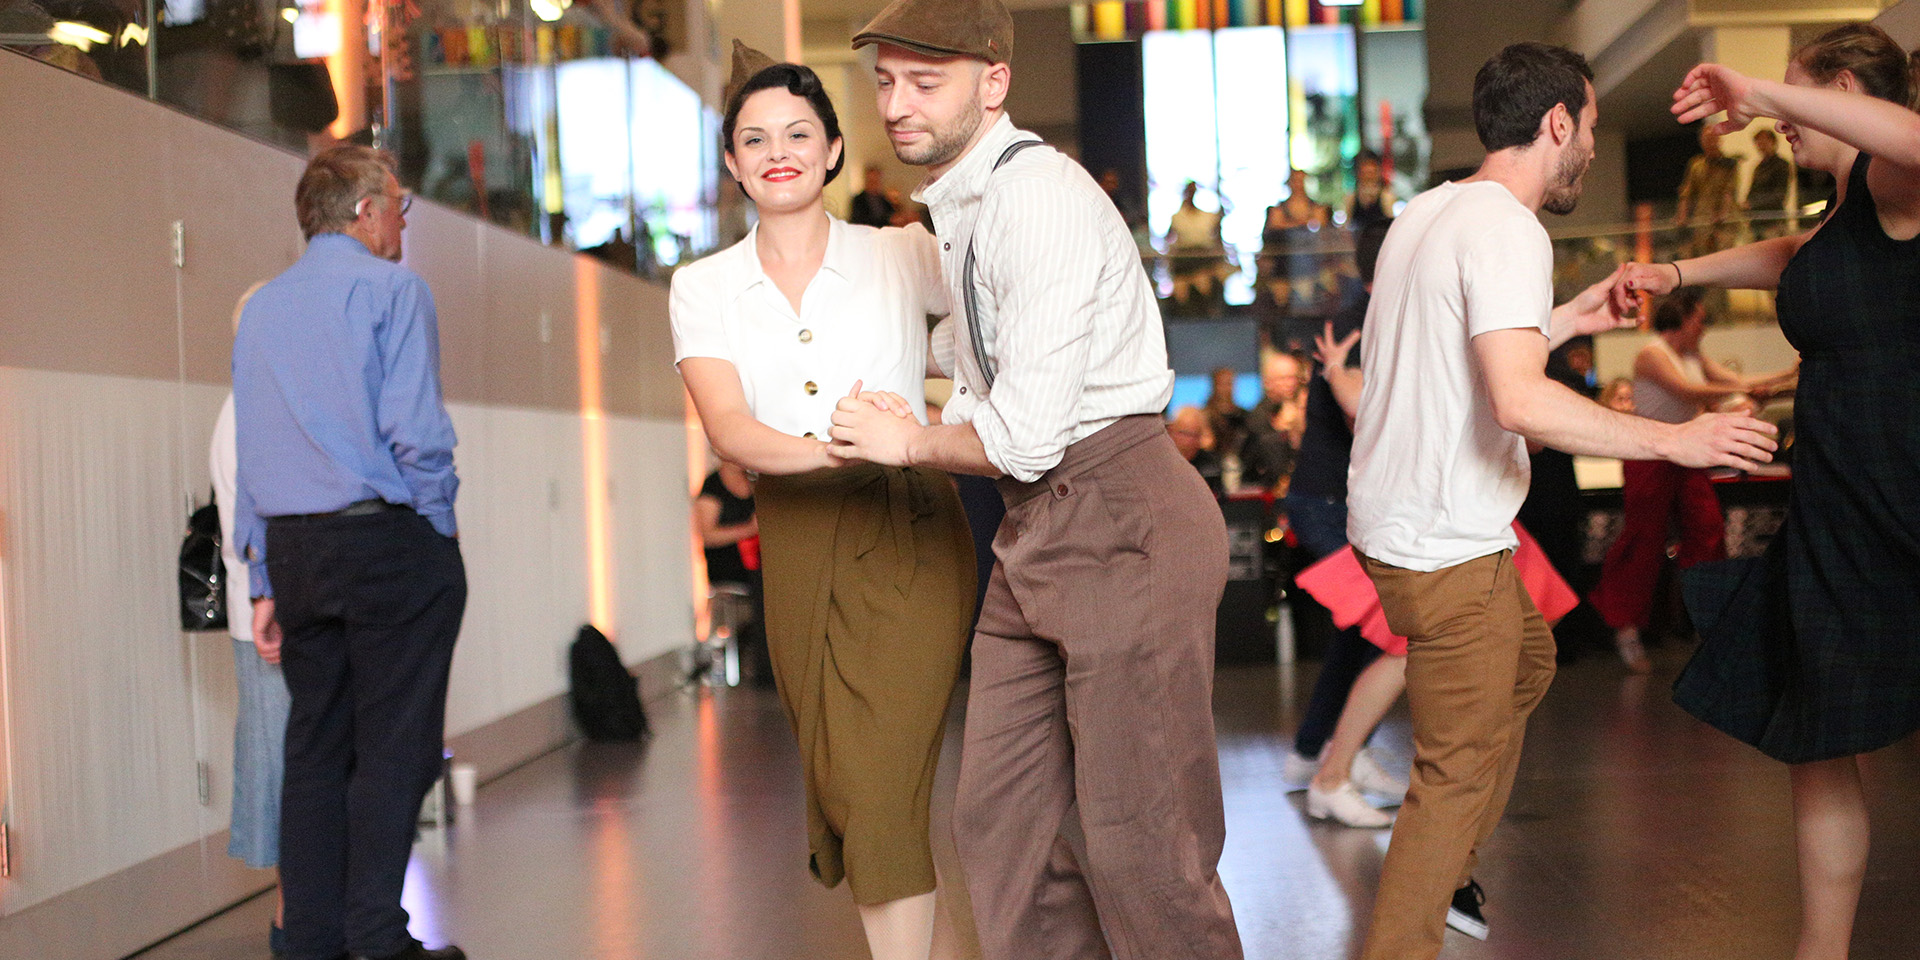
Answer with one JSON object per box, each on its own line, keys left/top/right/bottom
{"left": 962, "top": 138, "right": 1046, "bottom": 392}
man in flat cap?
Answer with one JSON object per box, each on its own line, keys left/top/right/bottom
{"left": 829, "top": 1, "right": 1245, "bottom": 957}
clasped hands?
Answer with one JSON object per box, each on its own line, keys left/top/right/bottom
{"left": 826, "top": 380, "right": 921, "bottom": 467}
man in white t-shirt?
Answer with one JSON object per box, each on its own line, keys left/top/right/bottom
{"left": 1347, "top": 43, "right": 1777, "bottom": 960}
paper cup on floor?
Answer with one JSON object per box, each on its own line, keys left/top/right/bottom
{"left": 450, "top": 763, "right": 478, "bottom": 806}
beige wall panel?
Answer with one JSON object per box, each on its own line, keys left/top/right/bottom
{"left": 0, "top": 52, "right": 684, "bottom": 423}
{"left": 399, "top": 208, "right": 493, "bottom": 406}
{"left": 162, "top": 125, "right": 309, "bottom": 387}
{"left": 602, "top": 271, "right": 684, "bottom": 419}
{"left": 0, "top": 63, "right": 182, "bottom": 383}
{"left": 479, "top": 229, "right": 583, "bottom": 412}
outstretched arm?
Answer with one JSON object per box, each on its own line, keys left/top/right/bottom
{"left": 1474, "top": 328, "right": 1776, "bottom": 469}
{"left": 1611, "top": 233, "right": 1809, "bottom": 310}
{"left": 1549, "top": 264, "right": 1636, "bottom": 349}
{"left": 1674, "top": 63, "right": 1920, "bottom": 217}
{"left": 1636, "top": 344, "right": 1745, "bottom": 405}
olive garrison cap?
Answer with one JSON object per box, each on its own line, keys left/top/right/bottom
{"left": 851, "top": 0, "right": 1014, "bottom": 64}
{"left": 724, "top": 38, "right": 780, "bottom": 106}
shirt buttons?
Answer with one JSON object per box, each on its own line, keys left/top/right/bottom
{"left": 804, "top": 381, "right": 819, "bottom": 395}
{"left": 943, "top": 242, "right": 951, "bottom": 251}
{"left": 798, "top": 329, "right": 813, "bottom": 343}
{"left": 958, "top": 386, "right": 968, "bottom": 395}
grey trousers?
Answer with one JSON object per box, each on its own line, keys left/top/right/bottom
{"left": 955, "top": 415, "right": 1244, "bottom": 960}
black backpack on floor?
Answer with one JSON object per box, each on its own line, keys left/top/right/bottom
{"left": 568, "top": 625, "right": 649, "bottom": 741}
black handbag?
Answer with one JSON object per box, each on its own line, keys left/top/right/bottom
{"left": 179, "top": 492, "right": 228, "bottom": 631}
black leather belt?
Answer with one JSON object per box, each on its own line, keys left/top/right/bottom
{"left": 278, "top": 499, "right": 410, "bottom": 521}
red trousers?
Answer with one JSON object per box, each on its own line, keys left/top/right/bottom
{"left": 1588, "top": 460, "right": 1726, "bottom": 630}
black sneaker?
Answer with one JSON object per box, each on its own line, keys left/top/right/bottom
{"left": 1446, "top": 879, "right": 1488, "bottom": 940}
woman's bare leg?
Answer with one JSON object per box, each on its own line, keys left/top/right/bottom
{"left": 858, "top": 891, "right": 938, "bottom": 960}
{"left": 1791, "top": 755, "right": 1868, "bottom": 960}
{"left": 1310, "top": 654, "right": 1407, "bottom": 790}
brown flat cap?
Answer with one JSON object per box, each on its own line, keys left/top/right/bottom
{"left": 724, "top": 39, "right": 780, "bottom": 106}
{"left": 852, "top": 0, "right": 1013, "bottom": 64}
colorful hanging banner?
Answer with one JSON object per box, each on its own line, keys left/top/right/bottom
{"left": 1070, "top": 0, "right": 1415, "bottom": 41}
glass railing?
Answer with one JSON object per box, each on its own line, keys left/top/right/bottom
{"left": 1144, "top": 202, "right": 1817, "bottom": 338}
{"left": 2, "top": 0, "right": 728, "bottom": 280}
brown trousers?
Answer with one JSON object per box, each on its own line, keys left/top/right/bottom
{"left": 956, "top": 415, "right": 1243, "bottom": 960}
{"left": 1357, "top": 549, "right": 1557, "bottom": 960}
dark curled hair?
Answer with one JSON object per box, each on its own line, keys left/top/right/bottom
{"left": 722, "top": 63, "right": 845, "bottom": 188}
{"left": 1652, "top": 286, "right": 1706, "bottom": 333}
{"left": 1472, "top": 42, "right": 1595, "bottom": 152}
{"left": 1795, "top": 22, "right": 1920, "bottom": 112}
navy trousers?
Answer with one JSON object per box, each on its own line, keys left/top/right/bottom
{"left": 1283, "top": 493, "right": 1381, "bottom": 758}
{"left": 267, "top": 509, "right": 466, "bottom": 960}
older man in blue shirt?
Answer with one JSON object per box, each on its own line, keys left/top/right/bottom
{"left": 234, "top": 145, "right": 467, "bottom": 960}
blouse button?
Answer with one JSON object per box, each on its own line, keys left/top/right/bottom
{"left": 798, "top": 329, "right": 813, "bottom": 343}
{"left": 958, "top": 386, "right": 968, "bottom": 395}
{"left": 943, "top": 242, "right": 951, "bottom": 251}
{"left": 804, "top": 381, "right": 819, "bottom": 395}
{"left": 803, "top": 432, "right": 817, "bottom": 440}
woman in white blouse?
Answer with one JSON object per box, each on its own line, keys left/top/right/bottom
{"left": 669, "top": 45, "right": 977, "bottom": 960}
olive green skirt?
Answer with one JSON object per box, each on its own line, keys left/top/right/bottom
{"left": 753, "top": 463, "right": 977, "bottom": 905}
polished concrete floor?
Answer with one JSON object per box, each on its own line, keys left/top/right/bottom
{"left": 137, "top": 642, "right": 1920, "bottom": 960}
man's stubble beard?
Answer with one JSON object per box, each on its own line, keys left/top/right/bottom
{"left": 891, "top": 92, "right": 985, "bottom": 168}
{"left": 1542, "top": 146, "right": 1591, "bottom": 216}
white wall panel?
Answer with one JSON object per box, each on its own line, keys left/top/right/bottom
{"left": 0, "top": 369, "right": 227, "bottom": 914}
{"left": 605, "top": 417, "right": 699, "bottom": 666}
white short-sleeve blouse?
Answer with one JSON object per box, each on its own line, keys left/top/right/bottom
{"left": 670, "top": 216, "right": 947, "bottom": 440}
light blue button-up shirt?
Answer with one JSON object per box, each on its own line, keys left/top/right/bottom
{"left": 232, "top": 232, "right": 459, "bottom": 597}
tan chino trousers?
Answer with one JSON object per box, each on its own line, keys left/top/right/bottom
{"left": 1356, "top": 549, "right": 1557, "bottom": 960}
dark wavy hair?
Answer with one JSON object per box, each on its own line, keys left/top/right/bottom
{"left": 722, "top": 63, "right": 845, "bottom": 188}
{"left": 1794, "top": 22, "right": 1920, "bottom": 112}
{"left": 1653, "top": 286, "right": 1707, "bottom": 333}
{"left": 1472, "top": 42, "right": 1594, "bottom": 152}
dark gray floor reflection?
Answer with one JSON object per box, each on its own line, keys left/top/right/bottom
{"left": 138, "top": 645, "right": 1920, "bottom": 960}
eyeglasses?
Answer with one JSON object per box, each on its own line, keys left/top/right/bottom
{"left": 357, "top": 191, "right": 413, "bottom": 217}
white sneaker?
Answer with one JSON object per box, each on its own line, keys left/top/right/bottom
{"left": 1351, "top": 748, "right": 1409, "bottom": 804}
{"left": 1282, "top": 748, "right": 1320, "bottom": 790}
{"left": 1305, "top": 781, "right": 1395, "bottom": 828}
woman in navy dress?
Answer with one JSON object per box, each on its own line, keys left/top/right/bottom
{"left": 1616, "top": 24, "right": 1920, "bottom": 960}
